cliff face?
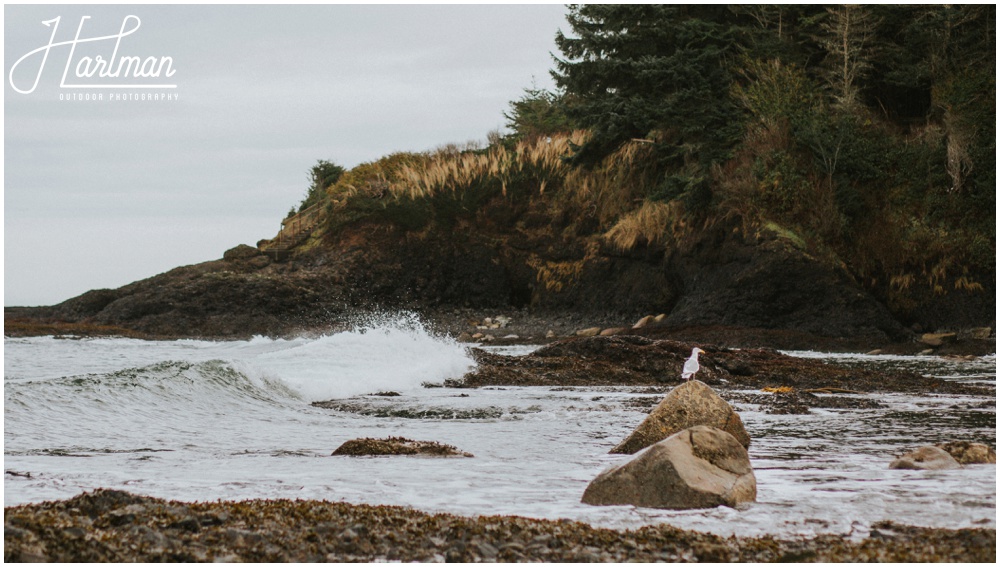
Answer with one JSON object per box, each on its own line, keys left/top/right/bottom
{"left": 13, "top": 209, "right": 969, "bottom": 344}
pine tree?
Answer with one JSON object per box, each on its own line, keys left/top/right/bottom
{"left": 551, "top": 5, "right": 741, "bottom": 169}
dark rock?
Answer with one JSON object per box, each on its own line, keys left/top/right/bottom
{"left": 331, "top": 436, "right": 473, "bottom": 457}
{"left": 610, "top": 380, "right": 750, "bottom": 454}
{"left": 582, "top": 425, "right": 756, "bottom": 509}
{"left": 223, "top": 244, "right": 264, "bottom": 262}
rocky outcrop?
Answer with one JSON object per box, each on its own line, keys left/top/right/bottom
{"left": 582, "top": 425, "right": 756, "bottom": 510}
{"left": 935, "top": 441, "right": 996, "bottom": 465}
{"left": 464, "top": 336, "right": 991, "bottom": 396}
{"left": 331, "top": 437, "right": 472, "bottom": 457}
{"left": 610, "top": 380, "right": 750, "bottom": 454}
{"left": 889, "top": 446, "right": 962, "bottom": 470}
{"left": 662, "top": 224, "right": 909, "bottom": 342}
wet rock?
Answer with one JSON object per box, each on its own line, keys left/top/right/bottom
{"left": 600, "top": 327, "right": 627, "bottom": 336}
{"left": 889, "top": 446, "right": 962, "bottom": 470}
{"left": 582, "top": 425, "right": 756, "bottom": 510}
{"left": 610, "top": 380, "right": 750, "bottom": 454}
{"left": 935, "top": 441, "right": 996, "bottom": 465}
{"left": 574, "top": 327, "right": 601, "bottom": 337}
{"left": 331, "top": 437, "right": 473, "bottom": 457}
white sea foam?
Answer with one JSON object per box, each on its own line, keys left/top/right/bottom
{"left": 247, "top": 319, "right": 476, "bottom": 401}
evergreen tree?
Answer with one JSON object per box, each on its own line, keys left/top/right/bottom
{"left": 300, "top": 160, "right": 345, "bottom": 212}
{"left": 504, "top": 85, "right": 577, "bottom": 141}
{"left": 552, "top": 5, "right": 742, "bottom": 169}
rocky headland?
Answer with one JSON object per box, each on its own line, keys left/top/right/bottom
{"left": 5, "top": 212, "right": 994, "bottom": 356}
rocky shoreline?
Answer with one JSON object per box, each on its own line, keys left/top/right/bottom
{"left": 4, "top": 489, "right": 995, "bottom": 563}
{"left": 6, "top": 304, "right": 996, "bottom": 359}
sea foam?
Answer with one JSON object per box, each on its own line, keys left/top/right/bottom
{"left": 247, "top": 316, "right": 476, "bottom": 402}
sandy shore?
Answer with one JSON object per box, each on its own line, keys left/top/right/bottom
{"left": 4, "top": 489, "right": 995, "bottom": 562}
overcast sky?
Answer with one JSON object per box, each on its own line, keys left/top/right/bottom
{"left": 4, "top": 4, "right": 570, "bottom": 306}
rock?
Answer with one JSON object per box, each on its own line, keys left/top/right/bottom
{"left": 889, "top": 446, "right": 961, "bottom": 470}
{"left": 919, "top": 332, "right": 957, "bottom": 347}
{"left": 654, "top": 313, "right": 667, "bottom": 323}
{"left": 935, "top": 441, "right": 996, "bottom": 465}
{"left": 331, "top": 437, "right": 473, "bottom": 457}
{"left": 502, "top": 334, "right": 520, "bottom": 340}
{"left": 633, "top": 315, "right": 655, "bottom": 329}
{"left": 610, "top": 380, "right": 750, "bottom": 454}
{"left": 919, "top": 348, "right": 934, "bottom": 355}
{"left": 575, "top": 327, "right": 602, "bottom": 337}
{"left": 457, "top": 332, "right": 473, "bottom": 342}
{"left": 495, "top": 316, "right": 511, "bottom": 328}
{"left": 599, "top": 327, "right": 627, "bottom": 336}
{"left": 545, "top": 330, "right": 556, "bottom": 339}
{"left": 472, "top": 333, "right": 484, "bottom": 340}
{"left": 582, "top": 425, "right": 756, "bottom": 510}
{"left": 866, "top": 349, "right": 883, "bottom": 355}
{"left": 223, "top": 244, "right": 264, "bottom": 262}
{"left": 968, "top": 327, "right": 992, "bottom": 340}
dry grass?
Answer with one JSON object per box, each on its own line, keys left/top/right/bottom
{"left": 604, "top": 200, "right": 687, "bottom": 252}
{"left": 328, "top": 130, "right": 664, "bottom": 239}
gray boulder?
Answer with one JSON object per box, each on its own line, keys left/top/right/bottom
{"left": 582, "top": 425, "right": 756, "bottom": 510}
{"left": 889, "top": 446, "right": 962, "bottom": 470}
{"left": 611, "top": 380, "right": 750, "bottom": 454}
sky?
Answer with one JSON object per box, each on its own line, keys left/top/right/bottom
{"left": 4, "top": 3, "right": 570, "bottom": 306}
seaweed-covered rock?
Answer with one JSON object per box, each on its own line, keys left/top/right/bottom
{"left": 935, "top": 441, "right": 996, "bottom": 465}
{"left": 889, "top": 446, "right": 962, "bottom": 470}
{"left": 582, "top": 425, "right": 756, "bottom": 510}
{"left": 610, "top": 380, "right": 750, "bottom": 454}
{"left": 331, "top": 437, "right": 473, "bottom": 457}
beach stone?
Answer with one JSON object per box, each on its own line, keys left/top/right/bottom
{"left": 599, "top": 327, "right": 627, "bottom": 336}
{"left": 919, "top": 332, "right": 957, "bottom": 347}
{"left": 968, "top": 327, "right": 992, "bottom": 340}
{"left": 633, "top": 315, "right": 655, "bottom": 329}
{"left": 610, "top": 380, "right": 750, "bottom": 454}
{"left": 889, "top": 446, "right": 961, "bottom": 470}
{"left": 582, "top": 425, "right": 756, "bottom": 510}
{"left": 935, "top": 441, "right": 996, "bottom": 464}
{"left": 575, "top": 327, "right": 602, "bottom": 337}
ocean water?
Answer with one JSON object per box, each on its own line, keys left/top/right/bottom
{"left": 4, "top": 319, "right": 996, "bottom": 539}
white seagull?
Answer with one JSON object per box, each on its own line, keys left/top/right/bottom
{"left": 682, "top": 347, "right": 705, "bottom": 381}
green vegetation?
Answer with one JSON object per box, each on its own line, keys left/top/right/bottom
{"left": 290, "top": 4, "right": 994, "bottom": 306}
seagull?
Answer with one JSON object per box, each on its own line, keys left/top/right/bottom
{"left": 682, "top": 347, "right": 705, "bottom": 381}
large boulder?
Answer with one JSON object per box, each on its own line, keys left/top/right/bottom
{"left": 582, "top": 425, "right": 756, "bottom": 510}
{"left": 889, "top": 446, "right": 961, "bottom": 470}
{"left": 611, "top": 380, "right": 750, "bottom": 454}
{"left": 935, "top": 441, "right": 996, "bottom": 465}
